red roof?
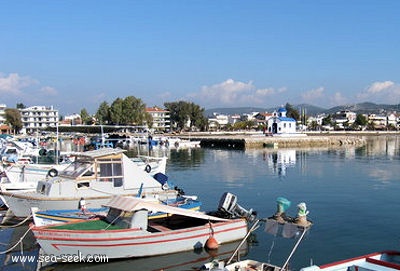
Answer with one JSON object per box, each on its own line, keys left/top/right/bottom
{"left": 146, "top": 107, "right": 168, "bottom": 113}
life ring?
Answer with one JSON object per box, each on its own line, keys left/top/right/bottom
{"left": 48, "top": 168, "right": 58, "bottom": 177}
{"left": 145, "top": 164, "right": 151, "bottom": 173}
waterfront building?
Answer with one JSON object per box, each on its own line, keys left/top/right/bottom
{"left": 368, "top": 113, "right": 387, "bottom": 129}
{"left": 208, "top": 113, "right": 229, "bottom": 131}
{"left": 333, "top": 110, "right": 356, "bottom": 129}
{"left": 0, "top": 104, "right": 6, "bottom": 125}
{"left": 63, "top": 113, "right": 82, "bottom": 125}
{"left": 266, "top": 107, "right": 296, "bottom": 134}
{"left": 146, "top": 107, "right": 170, "bottom": 132}
{"left": 20, "top": 105, "right": 59, "bottom": 134}
{"left": 386, "top": 112, "right": 399, "bottom": 129}
{"left": 254, "top": 112, "right": 273, "bottom": 127}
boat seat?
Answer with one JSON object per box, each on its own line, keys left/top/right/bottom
{"left": 148, "top": 221, "right": 171, "bottom": 232}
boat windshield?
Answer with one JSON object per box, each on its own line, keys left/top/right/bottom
{"left": 60, "top": 160, "right": 93, "bottom": 178}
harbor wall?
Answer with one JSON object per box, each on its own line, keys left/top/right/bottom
{"left": 179, "top": 133, "right": 366, "bottom": 149}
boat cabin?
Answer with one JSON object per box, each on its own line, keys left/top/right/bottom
{"left": 35, "top": 148, "right": 171, "bottom": 198}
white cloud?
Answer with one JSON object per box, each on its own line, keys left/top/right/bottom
{"left": 158, "top": 91, "right": 172, "bottom": 100}
{"left": 301, "top": 87, "right": 324, "bottom": 101}
{"left": 0, "top": 73, "right": 38, "bottom": 95}
{"left": 331, "top": 92, "right": 348, "bottom": 106}
{"left": 190, "top": 79, "right": 285, "bottom": 107}
{"left": 366, "top": 81, "right": 395, "bottom": 94}
{"left": 357, "top": 81, "right": 400, "bottom": 103}
{"left": 40, "top": 86, "right": 58, "bottom": 96}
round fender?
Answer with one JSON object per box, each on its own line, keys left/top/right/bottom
{"left": 48, "top": 168, "right": 58, "bottom": 177}
{"left": 145, "top": 164, "right": 151, "bottom": 173}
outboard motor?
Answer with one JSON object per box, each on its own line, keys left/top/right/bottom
{"left": 218, "top": 192, "right": 256, "bottom": 221}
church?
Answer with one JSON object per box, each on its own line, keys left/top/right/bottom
{"left": 266, "top": 107, "right": 297, "bottom": 135}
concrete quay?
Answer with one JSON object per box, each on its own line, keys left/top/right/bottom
{"left": 178, "top": 132, "right": 367, "bottom": 149}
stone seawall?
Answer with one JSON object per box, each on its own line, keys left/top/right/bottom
{"left": 180, "top": 134, "right": 366, "bottom": 149}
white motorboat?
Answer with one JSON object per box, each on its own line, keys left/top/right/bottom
{"left": 0, "top": 148, "right": 184, "bottom": 218}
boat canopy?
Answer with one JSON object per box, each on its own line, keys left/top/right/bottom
{"left": 104, "top": 196, "right": 228, "bottom": 222}
{"left": 71, "top": 148, "right": 126, "bottom": 159}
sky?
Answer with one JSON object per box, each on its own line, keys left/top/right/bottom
{"left": 1, "top": 0, "right": 400, "bottom": 116}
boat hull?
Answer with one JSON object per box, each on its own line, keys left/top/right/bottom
{"left": 301, "top": 251, "right": 400, "bottom": 271}
{"left": 0, "top": 193, "right": 120, "bottom": 217}
{"left": 32, "top": 218, "right": 248, "bottom": 259}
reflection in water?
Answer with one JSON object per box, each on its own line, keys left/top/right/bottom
{"left": 263, "top": 150, "right": 296, "bottom": 177}
{"left": 36, "top": 239, "right": 248, "bottom": 271}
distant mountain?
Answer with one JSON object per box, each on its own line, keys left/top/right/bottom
{"left": 324, "top": 102, "right": 400, "bottom": 115}
{"left": 204, "top": 107, "right": 270, "bottom": 117}
{"left": 204, "top": 104, "right": 327, "bottom": 117}
{"left": 204, "top": 102, "right": 400, "bottom": 117}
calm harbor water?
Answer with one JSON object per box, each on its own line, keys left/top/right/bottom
{"left": 1, "top": 135, "right": 400, "bottom": 271}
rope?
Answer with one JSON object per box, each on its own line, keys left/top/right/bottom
{"left": 0, "top": 215, "right": 32, "bottom": 228}
{"left": 0, "top": 224, "right": 34, "bottom": 254}
{"left": 281, "top": 227, "right": 309, "bottom": 271}
{"left": 104, "top": 212, "right": 123, "bottom": 230}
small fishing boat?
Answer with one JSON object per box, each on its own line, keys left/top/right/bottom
{"left": 31, "top": 195, "right": 201, "bottom": 226}
{"left": 31, "top": 194, "right": 253, "bottom": 260}
{"left": 300, "top": 251, "right": 400, "bottom": 271}
{"left": 202, "top": 197, "right": 313, "bottom": 271}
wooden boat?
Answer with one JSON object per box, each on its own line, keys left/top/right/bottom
{"left": 300, "top": 251, "right": 400, "bottom": 271}
{"left": 31, "top": 195, "right": 201, "bottom": 226}
{"left": 0, "top": 148, "right": 185, "bottom": 218}
{"left": 31, "top": 196, "right": 249, "bottom": 259}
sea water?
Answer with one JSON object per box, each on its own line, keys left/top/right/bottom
{"left": 1, "top": 135, "right": 400, "bottom": 271}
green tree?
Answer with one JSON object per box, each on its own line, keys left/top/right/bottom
{"left": 285, "top": 103, "right": 300, "bottom": 120}
{"left": 164, "top": 101, "right": 207, "bottom": 131}
{"left": 322, "top": 115, "right": 333, "bottom": 126}
{"left": 308, "top": 120, "right": 319, "bottom": 131}
{"left": 96, "top": 101, "right": 110, "bottom": 124}
{"left": 122, "top": 96, "right": 148, "bottom": 125}
{"left": 188, "top": 103, "right": 207, "bottom": 131}
{"left": 16, "top": 103, "right": 26, "bottom": 109}
{"left": 5, "top": 108, "right": 23, "bottom": 134}
{"left": 80, "top": 108, "right": 91, "bottom": 124}
{"left": 355, "top": 114, "right": 368, "bottom": 126}
{"left": 110, "top": 98, "right": 124, "bottom": 125}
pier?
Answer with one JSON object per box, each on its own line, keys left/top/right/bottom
{"left": 178, "top": 132, "right": 367, "bottom": 149}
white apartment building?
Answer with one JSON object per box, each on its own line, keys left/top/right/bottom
{"left": 0, "top": 104, "right": 6, "bottom": 125}
{"left": 208, "top": 113, "right": 229, "bottom": 130}
{"left": 146, "top": 107, "right": 170, "bottom": 132}
{"left": 20, "top": 105, "right": 59, "bottom": 134}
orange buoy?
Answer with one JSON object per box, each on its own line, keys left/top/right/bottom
{"left": 205, "top": 222, "right": 219, "bottom": 250}
{"left": 205, "top": 235, "right": 219, "bottom": 250}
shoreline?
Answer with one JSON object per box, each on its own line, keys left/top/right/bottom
{"left": 176, "top": 131, "right": 400, "bottom": 149}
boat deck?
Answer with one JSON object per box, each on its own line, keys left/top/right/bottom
{"left": 48, "top": 219, "right": 125, "bottom": 230}
{"left": 318, "top": 251, "right": 400, "bottom": 271}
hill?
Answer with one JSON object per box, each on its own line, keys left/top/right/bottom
{"left": 204, "top": 102, "right": 400, "bottom": 117}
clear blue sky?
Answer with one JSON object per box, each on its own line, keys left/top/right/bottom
{"left": 1, "top": 0, "right": 399, "bottom": 115}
